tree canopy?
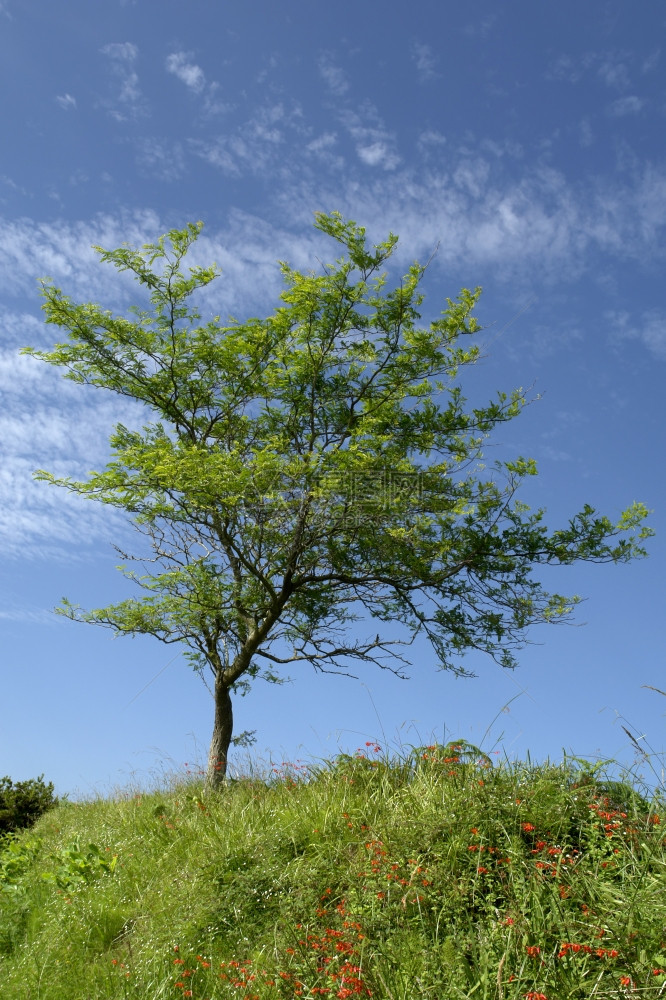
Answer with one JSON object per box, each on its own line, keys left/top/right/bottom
{"left": 26, "top": 212, "right": 652, "bottom": 787}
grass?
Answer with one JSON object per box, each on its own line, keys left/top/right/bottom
{"left": 1, "top": 740, "right": 665, "bottom": 1000}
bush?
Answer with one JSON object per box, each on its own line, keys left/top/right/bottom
{"left": 0, "top": 775, "right": 58, "bottom": 835}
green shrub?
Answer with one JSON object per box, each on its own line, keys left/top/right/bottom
{"left": 0, "top": 774, "right": 58, "bottom": 835}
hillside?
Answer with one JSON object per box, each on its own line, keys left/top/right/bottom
{"left": 1, "top": 742, "right": 665, "bottom": 999}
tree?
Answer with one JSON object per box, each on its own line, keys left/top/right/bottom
{"left": 25, "top": 213, "right": 652, "bottom": 789}
{"left": 0, "top": 775, "right": 58, "bottom": 835}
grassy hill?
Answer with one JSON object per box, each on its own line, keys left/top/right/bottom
{"left": 1, "top": 741, "right": 665, "bottom": 999}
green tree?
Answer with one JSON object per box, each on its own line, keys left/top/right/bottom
{"left": 0, "top": 775, "right": 58, "bottom": 835}
{"left": 25, "top": 213, "right": 651, "bottom": 789}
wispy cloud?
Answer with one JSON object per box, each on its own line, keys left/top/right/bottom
{"left": 339, "top": 104, "right": 400, "bottom": 170}
{"left": 307, "top": 132, "right": 337, "bottom": 154}
{"left": 165, "top": 51, "right": 206, "bottom": 93}
{"left": 462, "top": 13, "right": 498, "bottom": 37}
{"left": 0, "top": 606, "right": 59, "bottom": 625}
{"left": 598, "top": 58, "right": 631, "bottom": 91}
{"left": 201, "top": 82, "right": 234, "bottom": 117}
{"left": 102, "top": 41, "right": 138, "bottom": 61}
{"left": 607, "top": 95, "right": 644, "bottom": 116}
{"left": 549, "top": 49, "right": 646, "bottom": 96}
{"left": 0, "top": 208, "right": 163, "bottom": 301}
{"left": 579, "top": 118, "right": 594, "bottom": 147}
{"left": 0, "top": 173, "right": 29, "bottom": 197}
{"left": 55, "top": 93, "right": 77, "bottom": 111}
{"left": 190, "top": 101, "right": 305, "bottom": 177}
{"left": 642, "top": 50, "right": 660, "bottom": 74}
{"left": 286, "top": 155, "right": 666, "bottom": 287}
{"left": 100, "top": 42, "right": 145, "bottom": 119}
{"left": 607, "top": 308, "right": 666, "bottom": 360}
{"left": 306, "top": 132, "right": 343, "bottom": 170}
{"left": 0, "top": 316, "right": 146, "bottom": 560}
{"left": 411, "top": 42, "right": 438, "bottom": 83}
{"left": 136, "top": 138, "right": 186, "bottom": 181}
{"left": 417, "top": 130, "right": 447, "bottom": 160}
{"left": 318, "top": 54, "right": 349, "bottom": 97}
{"left": 2, "top": 146, "right": 666, "bottom": 562}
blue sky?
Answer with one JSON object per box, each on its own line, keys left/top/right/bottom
{"left": 1, "top": 0, "right": 664, "bottom": 799}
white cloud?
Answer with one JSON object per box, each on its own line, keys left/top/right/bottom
{"left": 358, "top": 142, "right": 395, "bottom": 168}
{"left": 0, "top": 173, "right": 28, "bottom": 196}
{"left": 56, "top": 94, "right": 77, "bottom": 111}
{"left": 100, "top": 42, "right": 144, "bottom": 117}
{"left": 101, "top": 41, "right": 138, "bottom": 62}
{"left": 190, "top": 102, "right": 305, "bottom": 178}
{"left": 462, "top": 13, "right": 498, "bottom": 37}
{"left": 547, "top": 53, "right": 588, "bottom": 84}
{"left": 411, "top": 42, "right": 438, "bottom": 82}
{"left": 1, "top": 154, "right": 666, "bottom": 562}
{"left": 0, "top": 606, "right": 59, "bottom": 625}
{"left": 288, "top": 155, "right": 666, "bottom": 286}
{"left": 607, "top": 308, "right": 666, "bottom": 360}
{"left": 607, "top": 95, "right": 645, "bottom": 116}
{"left": 0, "top": 209, "right": 163, "bottom": 301}
{"left": 202, "top": 82, "right": 234, "bottom": 117}
{"left": 453, "top": 159, "right": 491, "bottom": 198}
{"left": 0, "top": 324, "right": 146, "bottom": 559}
{"left": 307, "top": 132, "right": 337, "bottom": 154}
{"left": 165, "top": 52, "right": 206, "bottom": 93}
{"left": 136, "top": 138, "right": 186, "bottom": 182}
{"left": 642, "top": 50, "right": 660, "bottom": 74}
{"left": 340, "top": 105, "right": 400, "bottom": 171}
{"left": 579, "top": 118, "right": 593, "bottom": 148}
{"left": 306, "top": 132, "right": 343, "bottom": 170}
{"left": 598, "top": 59, "right": 631, "bottom": 91}
{"left": 418, "top": 130, "right": 446, "bottom": 148}
{"left": 318, "top": 54, "right": 349, "bottom": 97}
{"left": 547, "top": 50, "right": 620, "bottom": 85}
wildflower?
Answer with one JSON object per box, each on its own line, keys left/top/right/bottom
{"left": 526, "top": 946, "right": 541, "bottom": 957}
{"left": 522, "top": 822, "right": 536, "bottom": 832}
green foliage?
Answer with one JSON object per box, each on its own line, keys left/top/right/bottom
{"left": 42, "top": 840, "right": 118, "bottom": 892}
{"left": 25, "top": 213, "right": 653, "bottom": 782}
{"left": 0, "top": 834, "right": 42, "bottom": 894}
{"left": 0, "top": 774, "right": 58, "bottom": 834}
{"left": 0, "top": 750, "right": 664, "bottom": 998}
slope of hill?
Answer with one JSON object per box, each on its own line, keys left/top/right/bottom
{"left": 1, "top": 742, "right": 665, "bottom": 999}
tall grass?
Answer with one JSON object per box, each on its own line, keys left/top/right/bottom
{"left": 1, "top": 740, "right": 665, "bottom": 999}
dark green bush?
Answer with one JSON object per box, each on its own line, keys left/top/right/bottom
{"left": 0, "top": 775, "right": 58, "bottom": 835}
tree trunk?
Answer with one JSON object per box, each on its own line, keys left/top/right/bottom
{"left": 205, "top": 675, "right": 233, "bottom": 790}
